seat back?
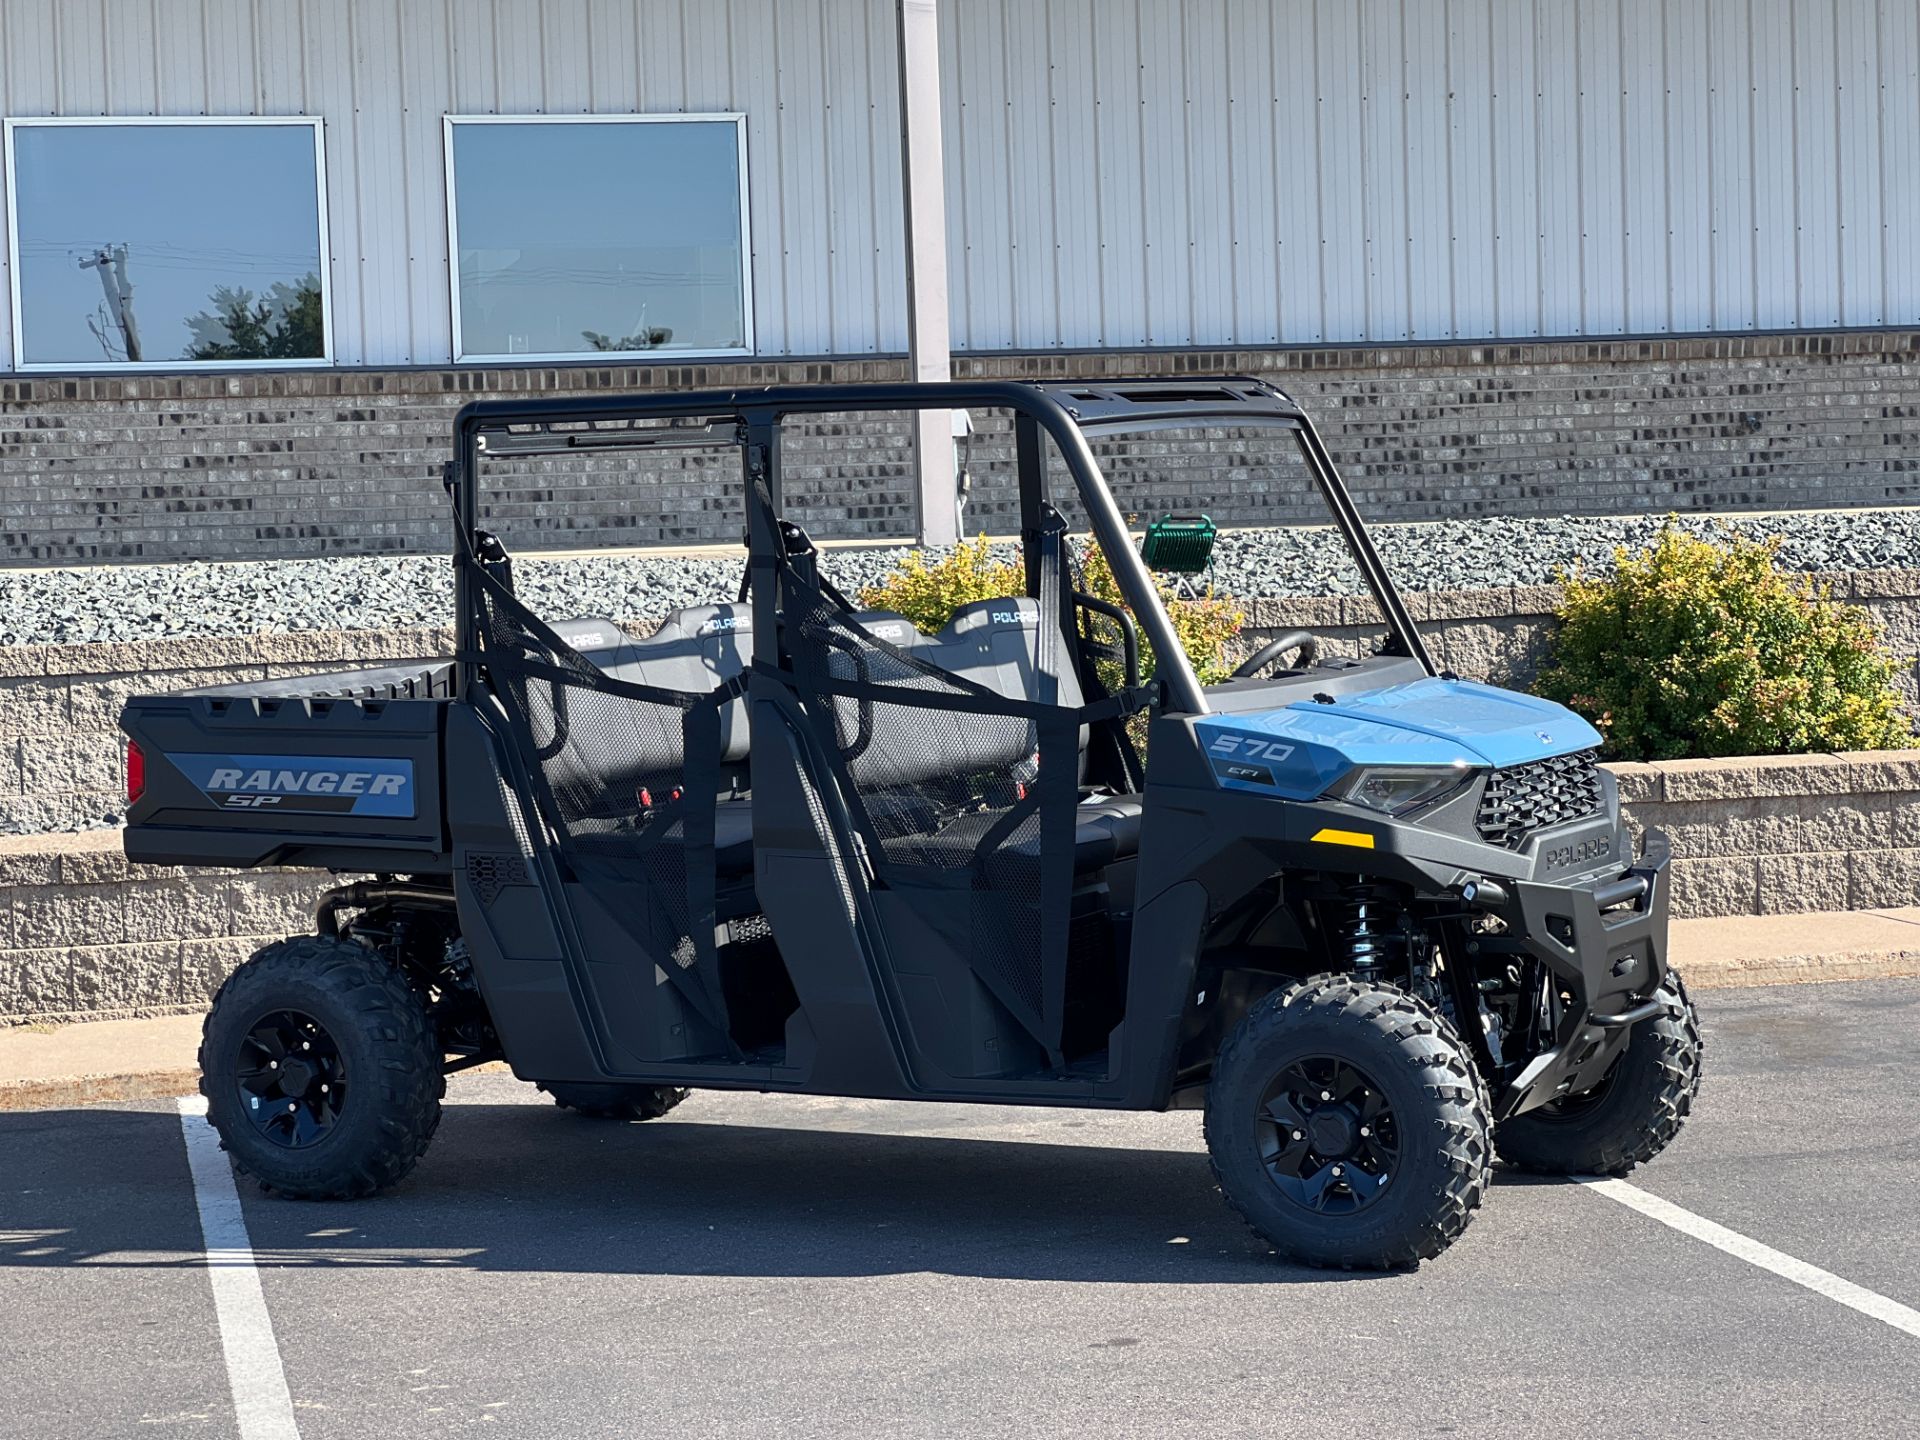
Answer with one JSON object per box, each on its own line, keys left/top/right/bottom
{"left": 545, "top": 596, "right": 1079, "bottom": 802}
{"left": 553, "top": 605, "right": 755, "bottom": 764}
{"left": 551, "top": 603, "right": 924, "bottom": 778}
{"left": 820, "top": 597, "right": 1086, "bottom": 790}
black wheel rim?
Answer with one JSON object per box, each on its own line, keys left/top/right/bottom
{"left": 235, "top": 1009, "right": 347, "bottom": 1150}
{"left": 1255, "top": 1055, "right": 1400, "bottom": 1216}
{"left": 1533, "top": 1058, "right": 1619, "bottom": 1122}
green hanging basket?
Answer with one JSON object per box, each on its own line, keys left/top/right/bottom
{"left": 1140, "top": 513, "right": 1217, "bottom": 576}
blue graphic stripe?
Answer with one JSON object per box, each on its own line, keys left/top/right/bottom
{"left": 172, "top": 753, "right": 416, "bottom": 819}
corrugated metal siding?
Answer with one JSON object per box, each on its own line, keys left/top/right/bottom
{"left": 0, "top": 0, "right": 1914, "bottom": 368}
{"left": 943, "top": 0, "right": 1920, "bottom": 349}
{"left": 0, "top": 0, "right": 909, "bottom": 366}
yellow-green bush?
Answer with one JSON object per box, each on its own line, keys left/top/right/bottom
{"left": 857, "top": 535, "right": 1024, "bottom": 633}
{"left": 858, "top": 534, "right": 1243, "bottom": 684}
{"left": 1535, "top": 522, "right": 1915, "bottom": 761}
{"left": 1075, "top": 540, "right": 1244, "bottom": 686}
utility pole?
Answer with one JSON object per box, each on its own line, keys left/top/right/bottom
{"left": 80, "top": 245, "right": 141, "bottom": 362}
{"left": 896, "top": 0, "right": 957, "bottom": 546}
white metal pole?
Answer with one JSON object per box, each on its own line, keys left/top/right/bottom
{"left": 896, "top": 0, "right": 958, "bottom": 547}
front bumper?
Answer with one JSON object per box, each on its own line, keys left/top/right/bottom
{"left": 1497, "top": 827, "right": 1673, "bottom": 1119}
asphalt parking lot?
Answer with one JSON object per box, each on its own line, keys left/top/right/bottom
{"left": 4, "top": 977, "right": 1918, "bottom": 1439}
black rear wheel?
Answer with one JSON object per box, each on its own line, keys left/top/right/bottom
{"left": 539, "top": 1082, "right": 690, "bottom": 1121}
{"left": 200, "top": 936, "right": 443, "bottom": 1199}
{"left": 1205, "top": 976, "right": 1493, "bottom": 1269}
{"left": 1496, "top": 971, "right": 1702, "bottom": 1176}
{"left": 234, "top": 1009, "right": 349, "bottom": 1150}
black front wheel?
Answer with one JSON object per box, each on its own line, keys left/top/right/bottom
{"left": 200, "top": 936, "right": 444, "bottom": 1199}
{"left": 1205, "top": 976, "right": 1493, "bottom": 1269}
{"left": 1496, "top": 971, "right": 1702, "bottom": 1176}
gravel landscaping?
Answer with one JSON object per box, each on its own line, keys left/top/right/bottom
{"left": 2, "top": 507, "right": 1917, "bottom": 649}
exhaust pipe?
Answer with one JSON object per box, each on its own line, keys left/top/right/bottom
{"left": 316, "top": 880, "right": 456, "bottom": 937}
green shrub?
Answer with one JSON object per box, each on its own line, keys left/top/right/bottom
{"left": 1076, "top": 539, "right": 1244, "bottom": 686}
{"left": 857, "top": 535, "right": 1024, "bottom": 634}
{"left": 857, "top": 534, "right": 1243, "bottom": 684}
{"left": 1535, "top": 522, "right": 1916, "bottom": 761}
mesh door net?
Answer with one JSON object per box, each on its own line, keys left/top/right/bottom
{"left": 463, "top": 556, "right": 736, "bottom": 1044}
{"left": 778, "top": 549, "right": 1127, "bottom": 1063}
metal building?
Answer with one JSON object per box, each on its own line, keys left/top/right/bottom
{"left": 0, "top": 0, "right": 1912, "bottom": 371}
{"left": 0, "top": 0, "right": 1916, "bottom": 565}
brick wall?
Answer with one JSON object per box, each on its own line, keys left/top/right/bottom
{"left": 2, "top": 329, "right": 1918, "bottom": 564}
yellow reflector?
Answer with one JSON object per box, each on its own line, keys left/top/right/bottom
{"left": 1310, "top": 827, "right": 1376, "bottom": 850}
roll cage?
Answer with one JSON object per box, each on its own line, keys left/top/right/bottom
{"left": 444, "top": 377, "right": 1435, "bottom": 712}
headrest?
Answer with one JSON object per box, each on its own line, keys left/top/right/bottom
{"left": 843, "top": 610, "right": 920, "bottom": 649}
{"left": 941, "top": 597, "right": 1043, "bottom": 639}
{"left": 652, "top": 604, "right": 753, "bottom": 641}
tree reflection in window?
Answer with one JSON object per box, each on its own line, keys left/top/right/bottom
{"left": 185, "top": 275, "right": 325, "bottom": 361}
{"left": 5, "top": 119, "right": 330, "bottom": 369}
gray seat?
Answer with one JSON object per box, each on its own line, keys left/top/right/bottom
{"left": 899, "top": 793, "right": 1144, "bottom": 883}
{"left": 801, "top": 597, "right": 1142, "bottom": 879}
{"left": 552, "top": 605, "right": 756, "bottom": 766}
{"left": 551, "top": 597, "right": 1142, "bottom": 879}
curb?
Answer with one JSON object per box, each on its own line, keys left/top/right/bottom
{"left": 0, "top": 1068, "right": 202, "bottom": 1112}
{"left": 2, "top": 954, "right": 1916, "bottom": 1113}
{"left": 1680, "top": 947, "right": 1920, "bottom": 990}
{"left": 0, "top": 1058, "right": 516, "bottom": 1113}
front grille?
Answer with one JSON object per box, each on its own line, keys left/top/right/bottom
{"left": 1476, "top": 749, "right": 1605, "bottom": 849}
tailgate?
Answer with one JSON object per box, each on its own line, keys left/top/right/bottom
{"left": 120, "top": 676, "right": 449, "bottom": 871}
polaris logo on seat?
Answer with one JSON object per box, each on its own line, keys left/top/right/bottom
{"left": 989, "top": 610, "right": 1038, "bottom": 626}
{"left": 174, "top": 753, "right": 416, "bottom": 819}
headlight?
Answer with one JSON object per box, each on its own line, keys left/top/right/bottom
{"left": 1323, "top": 764, "right": 1477, "bottom": 816}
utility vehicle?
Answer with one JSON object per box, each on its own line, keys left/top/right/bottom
{"left": 121, "top": 380, "right": 1701, "bottom": 1268}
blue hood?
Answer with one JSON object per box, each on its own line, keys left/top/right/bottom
{"left": 1193, "top": 678, "right": 1601, "bottom": 800}
{"left": 1306, "top": 678, "right": 1601, "bottom": 768}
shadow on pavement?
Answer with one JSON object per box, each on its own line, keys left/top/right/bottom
{"left": 0, "top": 1104, "right": 207, "bottom": 1270}
{"left": 0, "top": 1102, "right": 1419, "bottom": 1286}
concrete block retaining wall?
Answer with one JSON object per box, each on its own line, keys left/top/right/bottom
{"left": 2, "top": 570, "right": 1917, "bottom": 1021}
{"left": 4, "top": 566, "right": 1917, "bottom": 833}
{"left": 0, "top": 830, "right": 325, "bottom": 1024}
{"left": 1609, "top": 752, "right": 1920, "bottom": 921}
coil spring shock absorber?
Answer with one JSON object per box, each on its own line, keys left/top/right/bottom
{"left": 1338, "top": 883, "right": 1408, "bottom": 983}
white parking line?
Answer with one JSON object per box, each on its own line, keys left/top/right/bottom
{"left": 177, "top": 1097, "right": 302, "bottom": 1440}
{"left": 1579, "top": 1177, "right": 1920, "bottom": 1342}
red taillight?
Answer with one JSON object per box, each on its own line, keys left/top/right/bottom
{"left": 126, "top": 741, "right": 146, "bottom": 805}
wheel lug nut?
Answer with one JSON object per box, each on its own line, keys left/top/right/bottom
{"left": 1331, "top": 1165, "right": 1344, "bottom": 1177}
{"left": 1292, "top": 1129, "right": 1303, "bottom": 1141}
{"left": 269, "top": 1061, "right": 278, "bottom": 1070}
{"left": 1320, "top": 1090, "right": 1331, "bottom": 1101}
{"left": 1359, "top": 1125, "right": 1370, "bottom": 1137}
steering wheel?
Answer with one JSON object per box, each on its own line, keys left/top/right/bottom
{"left": 1230, "top": 630, "right": 1320, "bottom": 680}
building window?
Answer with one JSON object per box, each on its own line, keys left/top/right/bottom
{"left": 4, "top": 117, "right": 331, "bottom": 371}
{"left": 444, "top": 115, "right": 752, "bottom": 362}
